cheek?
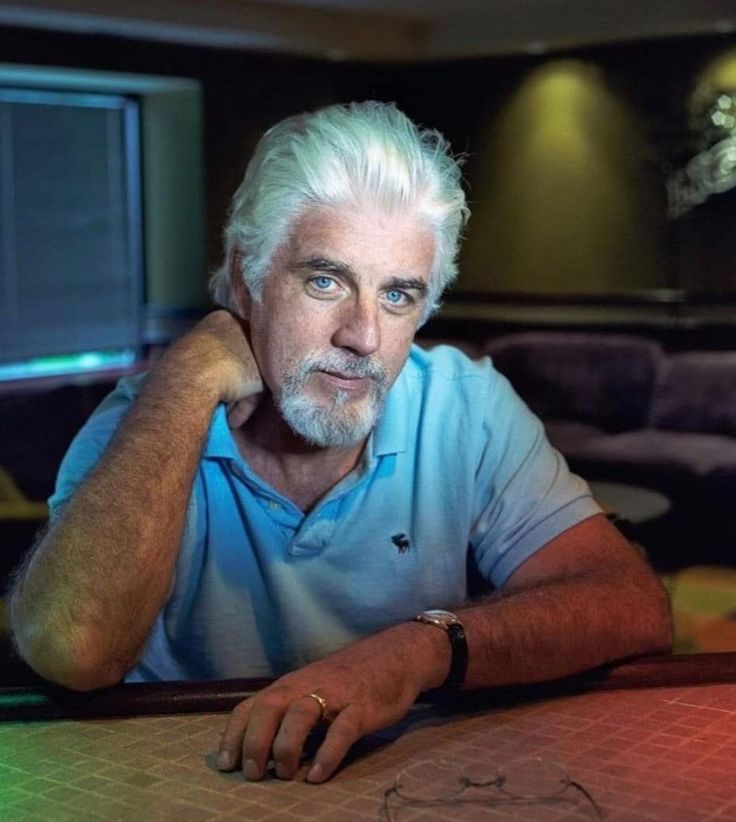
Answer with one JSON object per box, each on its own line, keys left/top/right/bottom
{"left": 249, "top": 314, "right": 292, "bottom": 387}
{"left": 381, "top": 328, "right": 416, "bottom": 378}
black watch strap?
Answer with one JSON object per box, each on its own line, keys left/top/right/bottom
{"left": 414, "top": 611, "right": 468, "bottom": 687}
{"left": 443, "top": 622, "right": 468, "bottom": 687}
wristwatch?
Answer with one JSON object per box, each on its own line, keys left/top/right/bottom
{"left": 414, "top": 609, "right": 468, "bottom": 687}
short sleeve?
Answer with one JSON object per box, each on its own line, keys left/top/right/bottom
{"left": 470, "top": 366, "right": 600, "bottom": 588}
{"left": 47, "top": 375, "right": 146, "bottom": 522}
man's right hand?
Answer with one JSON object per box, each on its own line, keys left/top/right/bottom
{"left": 172, "top": 309, "right": 265, "bottom": 412}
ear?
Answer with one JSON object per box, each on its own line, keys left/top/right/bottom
{"left": 228, "top": 247, "right": 252, "bottom": 319}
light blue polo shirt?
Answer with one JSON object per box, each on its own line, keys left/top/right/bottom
{"left": 49, "top": 344, "right": 599, "bottom": 682}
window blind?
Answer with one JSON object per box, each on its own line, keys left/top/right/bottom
{"left": 0, "top": 88, "right": 142, "bottom": 376}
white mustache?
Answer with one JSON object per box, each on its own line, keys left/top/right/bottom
{"left": 299, "top": 350, "right": 387, "bottom": 383}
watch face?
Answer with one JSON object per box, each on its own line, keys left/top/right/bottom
{"left": 422, "top": 609, "right": 459, "bottom": 624}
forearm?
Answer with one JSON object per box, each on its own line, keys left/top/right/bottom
{"left": 412, "top": 518, "right": 673, "bottom": 691}
{"left": 10, "top": 339, "right": 222, "bottom": 689}
{"left": 457, "top": 559, "right": 672, "bottom": 689}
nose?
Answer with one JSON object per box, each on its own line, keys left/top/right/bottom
{"left": 331, "top": 297, "right": 380, "bottom": 357}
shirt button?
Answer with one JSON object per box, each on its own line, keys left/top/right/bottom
{"left": 268, "top": 500, "right": 282, "bottom": 510}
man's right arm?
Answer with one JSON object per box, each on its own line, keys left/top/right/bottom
{"left": 9, "top": 311, "right": 262, "bottom": 691}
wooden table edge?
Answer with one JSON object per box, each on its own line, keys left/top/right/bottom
{"left": 2, "top": 653, "right": 735, "bottom": 722}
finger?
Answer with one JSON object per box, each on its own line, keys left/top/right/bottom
{"left": 306, "top": 705, "right": 364, "bottom": 783}
{"left": 227, "top": 393, "right": 264, "bottom": 428}
{"left": 242, "top": 694, "right": 290, "bottom": 780}
{"left": 271, "top": 696, "right": 325, "bottom": 779}
{"left": 217, "top": 698, "right": 254, "bottom": 771}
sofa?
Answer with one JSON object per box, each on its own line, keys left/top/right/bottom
{"left": 481, "top": 332, "right": 736, "bottom": 570}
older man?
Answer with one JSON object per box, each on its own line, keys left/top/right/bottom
{"left": 10, "top": 101, "right": 671, "bottom": 784}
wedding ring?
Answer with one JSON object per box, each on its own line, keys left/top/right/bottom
{"left": 304, "top": 691, "right": 328, "bottom": 721}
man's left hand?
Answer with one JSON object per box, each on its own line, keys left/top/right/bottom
{"left": 216, "top": 621, "right": 448, "bottom": 783}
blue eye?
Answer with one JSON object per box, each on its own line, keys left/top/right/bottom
{"left": 385, "top": 290, "right": 407, "bottom": 305}
{"left": 314, "top": 276, "right": 333, "bottom": 289}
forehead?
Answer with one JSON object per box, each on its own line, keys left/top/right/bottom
{"left": 283, "top": 204, "right": 436, "bottom": 280}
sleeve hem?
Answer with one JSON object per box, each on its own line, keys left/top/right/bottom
{"left": 487, "top": 496, "right": 603, "bottom": 588}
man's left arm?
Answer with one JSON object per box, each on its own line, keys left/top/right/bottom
{"left": 459, "top": 513, "right": 672, "bottom": 687}
{"left": 217, "top": 513, "right": 672, "bottom": 782}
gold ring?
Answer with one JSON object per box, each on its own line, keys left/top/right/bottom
{"left": 304, "top": 692, "right": 328, "bottom": 721}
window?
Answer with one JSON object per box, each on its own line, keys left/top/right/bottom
{"left": 0, "top": 87, "right": 142, "bottom": 380}
{"left": 0, "top": 65, "right": 204, "bottom": 383}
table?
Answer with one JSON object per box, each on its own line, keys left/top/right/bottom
{"left": 588, "top": 481, "right": 671, "bottom": 528}
{"left": 2, "top": 656, "right": 736, "bottom": 821}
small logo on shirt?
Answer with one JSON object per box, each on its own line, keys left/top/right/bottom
{"left": 391, "top": 533, "right": 411, "bottom": 553}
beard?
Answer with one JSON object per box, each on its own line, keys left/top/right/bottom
{"left": 276, "top": 349, "right": 389, "bottom": 448}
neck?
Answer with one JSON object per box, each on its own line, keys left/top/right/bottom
{"left": 232, "top": 396, "right": 366, "bottom": 512}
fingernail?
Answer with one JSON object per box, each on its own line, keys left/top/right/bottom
{"left": 244, "top": 758, "right": 261, "bottom": 781}
{"left": 306, "top": 763, "right": 323, "bottom": 783}
{"left": 275, "top": 762, "right": 291, "bottom": 780}
{"left": 217, "top": 750, "right": 233, "bottom": 770}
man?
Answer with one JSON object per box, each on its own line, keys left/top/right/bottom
{"left": 10, "top": 101, "right": 671, "bottom": 784}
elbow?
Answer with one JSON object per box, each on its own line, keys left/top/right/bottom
{"left": 46, "top": 657, "right": 126, "bottom": 693}
{"left": 11, "top": 620, "right": 128, "bottom": 692}
{"left": 653, "top": 586, "right": 675, "bottom": 655}
{"left": 599, "top": 559, "right": 673, "bottom": 661}
{"left": 635, "top": 572, "right": 674, "bottom": 657}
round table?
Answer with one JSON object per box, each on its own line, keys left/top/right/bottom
{"left": 589, "top": 480, "right": 671, "bottom": 526}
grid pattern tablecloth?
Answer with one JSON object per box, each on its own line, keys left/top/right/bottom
{"left": 2, "top": 681, "right": 736, "bottom": 820}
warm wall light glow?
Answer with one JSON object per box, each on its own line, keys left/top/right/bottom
{"left": 522, "top": 63, "right": 599, "bottom": 166}
{"left": 691, "top": 48, "right": 736, "bottom": 116}
{"left": 461, "top": 60, "right": 666, "bottom": 294}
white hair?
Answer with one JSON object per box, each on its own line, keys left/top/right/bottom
{"left": 209, "top": 101, "right": 469, "bottom": 324}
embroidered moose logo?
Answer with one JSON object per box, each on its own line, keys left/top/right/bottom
{"left": 391, "top": 533, "right": 411, "bottom": 553}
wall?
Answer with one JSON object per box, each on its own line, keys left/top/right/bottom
{"left": 1, "top": 24, "right": 735, "bottom": 307}
{"left": 356, "top": 36, "right": 736, "bottom": 300}
{"left": 458, "top": 60, "right": 667, "bottom": 294}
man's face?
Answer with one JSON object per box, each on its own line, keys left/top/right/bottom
{"left": 244, "top": 204, "right": 435, "bottom": 448}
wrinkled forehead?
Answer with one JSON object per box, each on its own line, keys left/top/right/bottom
{"left": 277, "top": 202, "right": 437, "bottom": 276}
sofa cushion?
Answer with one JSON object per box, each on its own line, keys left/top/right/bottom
{"left": 483, "top": 332, "right": 663, "bottom": 432}
{"left": 415, "top": 337, "right": 481, "bottom": 359}
{"left": 650, "top": 351, "right": 736, "bottom": 437}
{"left": 543, "top": 419, "right": 606, "bottom": 453}
{"left": 569, "top": 429, "right": 736, "bottom": 480}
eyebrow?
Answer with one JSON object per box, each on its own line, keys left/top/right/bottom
{"left": 294, "top": 257, "right": 429, "bottom": 298}
{"left": 294, "top": 257, "right": 353, "bottom": 277}
{"left": 385, "top": 277, "right": 429, "bottom": 297}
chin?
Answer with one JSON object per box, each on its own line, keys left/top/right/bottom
{"left": 280, "top": 393, "right": 379, "bottom": 449}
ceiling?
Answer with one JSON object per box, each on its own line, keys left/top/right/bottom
{"left": 0, "top": 0, "right": 734, "bottom": 61}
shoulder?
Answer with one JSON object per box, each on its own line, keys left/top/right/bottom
{"left": 96, "top": 372, "right": 147, "bottom": 409}
{"left": 65, "top": 372, "right": 147, "bottom": 445}
{"left": 380, "top": 343, "right": 522, "bottom": 454}
{"left": 405, "top": 342, "right": 496, "bottom": 389}
{"left": 404, "top": 343, "right": 518, "bottom": 413}
{"left": 48, "top": 373, "right": 147, "bottom": 517}
{"left": 395, "top": 343, "right": 546, "bottom": 462}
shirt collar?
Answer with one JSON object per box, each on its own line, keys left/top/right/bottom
{"left": 203, "top": 404, "right": 241, "bottom": 461}
{"left": 370, "top": 360, "right": 409, "bottom": 457}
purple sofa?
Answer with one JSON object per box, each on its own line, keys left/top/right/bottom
{"left": 483, "top": 332, "right": 736, "bottom": 570}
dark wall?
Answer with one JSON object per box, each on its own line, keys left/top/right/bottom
{"left": 2, "top": 24, "right": 735, "bottom": 296}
